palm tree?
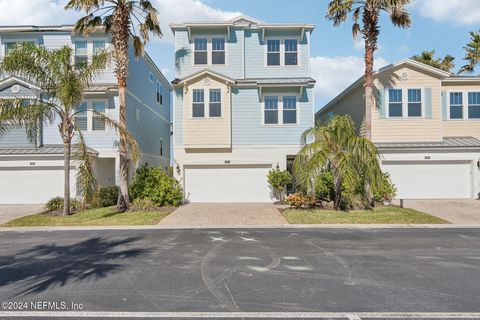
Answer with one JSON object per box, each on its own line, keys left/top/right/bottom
{"left": 294, "top": 116, "right": 382, "bottom": 210}
{"left": 460, "top": 30, "right": 480, "bottom": 74}
{"left": 326, "top": 0, "right": 411, "bottom": 140}
{"left": 412, "top": 50, "right": 455, "bottom": 72}
{"left": 0, "top": 43, "right": 138, "bottom": 216}
{"left": 65, "top": 0, "right": 162, "bottom": 211}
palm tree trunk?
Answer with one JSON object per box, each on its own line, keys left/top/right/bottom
{"left": 333, "top": 171, "right": 343, "bottom": 210}
{"left": 63, "top": 141, "right": 71, "bottom": 216}
{"left": 117, "top": 81, "right": 130, "bottom": 212}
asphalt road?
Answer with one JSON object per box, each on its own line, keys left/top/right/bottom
{"left": 0, "top": 228, "right": 479, "bottom": 319}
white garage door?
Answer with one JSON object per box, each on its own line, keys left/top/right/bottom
{"left": 382, "top": 161, "right": 472, "bottom": 199}
{"left": 0, "top": 168, "right": 73, "bottom": 204}
{"left": 184, "top": 166, "right": 273, "bottom": 203}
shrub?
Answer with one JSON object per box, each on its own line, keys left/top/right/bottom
{"left": 267, "top": 169, "right": 292, "bottom": 202}
{"left": 130, "top": 165, "right": 183, "bottom": 207}
{"left": 45, "top": 197, "right": 82, "bottom": 213}
{"left": 373, "top": 172, "right": 397, "bottom": 202}
{"left": 91, "top": 186, "right": 119, "bottom": 208}
{"left": 315, "top": 170, "right": 334, "bottom": 200}
{"left": 131, "top": 198, "right": 157, "bottom": 211}
{"left": 285, "top": 193, "right": 317, "bottom": 209}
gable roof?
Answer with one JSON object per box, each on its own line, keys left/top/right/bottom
{"left": 172, "top": 69, "right": 235, "bottom": 86}
{"left": 0, "top": 76, "right": 41, "bottom": 91}
{"left": 228, "top": 16, "right": 265, "bottom": 25}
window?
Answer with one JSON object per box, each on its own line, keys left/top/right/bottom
{"left": 407, "top": 89, "right": 422, "bottom": 117}
{"left": 92, "top": 101, "right": 106, "bottom": 131}
{"left": 267, "top": 39, "right": 280, "bottom": 66}
{"left": 149, "top": 72, "right": 154, "bottom": 83}
{"left": 4, "top": 41, "right": 35, "bottom": 55}
{"left": 160, "top": 138, "right": 163, "bottom": 157}
{"left": 264, "top": 96, "right": 279, "bottom": 124}
{"left": 194, "top": 38, "right": 208, "bottom": 65}
{"left": 449, "top": 92, "right": 463, "bottom": 119}
{"left": 284, "top": 39, "right": 298, "bottom": 65}
{"left": 156, "top": 81, "right": 163, "bottom": 105}
{"left": 192, "top": 89, "right": 205, "bottom": 117}
{"left": 209, "top": 89, "right": 221, "bottom": 117}
{"left": 136, "top": 108, "right": 141, "bottom": 121}
{"left": 388, "top": 89, "right": 403, "bottom": 117}
{"left": 212, "top": 38, "right": 225, "bottom": 65}
{"left": 74, "top": 41, "right": 88, "bottom": 69}
{"left": 283, "top": 96, "right": 297, "bottom": 124}
{"left": 468, "top": 92, "right": 480, "bottom": 119}
{"left": 75, "top": 102, "right": 88, "bottom": 131}
{"left": 92, "top": 40, "right": 106, "bottom": 68}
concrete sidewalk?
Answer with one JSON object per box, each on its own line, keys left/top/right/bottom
{"left": 397, "top": 199, "right": 480, "bottom": 224}
{"left": 158, "top": 203, "right": 288, "bottom": 227}
{"left": 0, "top": 204, "right": 44, "bottom": 225}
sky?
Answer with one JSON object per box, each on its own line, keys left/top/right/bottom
{"left": 0, "top": 0, "right": 479, "bottom": 111}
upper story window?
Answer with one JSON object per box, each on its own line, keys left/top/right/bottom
{"left": 156, "top": 81, "right": 163, "bottom": 105}
{"left": 449, "top": 92, "right": 463, "bottom": 119}
{"left": 192, "top": 89, "right": 205, "bottom": 118}
{"left": 4, "top": 40, "right": 35, "bottom": 55}
{"left": 74, "top": 40, "right": 88, "bottom": 69}
{"left": 74, "top": 100, "right": 106, "bottom": 131}
{"left": 284, "top": 39, "right": 298, "bottom": 66}
{"left": 283, "top": 96, "right": 297, "bottom": 124}
{"left": 209, "top": 89, "right": 222, "bottom": 117}
{"left": 212, "top": 38, "right": 225, "bottom": 65}
{"left": 194, "top": 38, "right": 208, "bottom": 65}
{"left": 264, "top": 96, "right": 279, "bottom": 124}
{"left": 388, "top": 89, "right": 403, "bottom": 117}
{"left": 407, "top": 89, "right": 422, "bottom": 117}
{"left": 468, "top": 92, "right": 480, "bottom": 119}
{"left": 92, "top": 40, "right": 106, "bottom": 68}
{"left": 160, "top": 138, "right": 164, "bottom": 157}
{"left": 262, "top": 95, "right": 299, "bottom": 125}
{"left": 267, "top": 40, "right": 281, "bottom": 66}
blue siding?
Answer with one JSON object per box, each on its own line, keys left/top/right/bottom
{"left": 232, "top": 87, "right": 314, "bottom": 145}
{"left": 173, "top": 88, "right": 184, "bottom": 146}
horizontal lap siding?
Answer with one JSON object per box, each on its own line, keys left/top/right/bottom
{"left": 232, "top": 87, "right": 313, "bottom": 145}
{"left": 372, "top": 66, "right": 443, "bottom": 142}
{"left": 173, "top": 88, "right": 184, "bottom": 146}
{"left": 442, "top": 84, "right": 480, "bottom": 139}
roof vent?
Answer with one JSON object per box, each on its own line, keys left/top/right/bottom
{"left": 11, "top": 84, "right": 20, "bottom": 94}
{"left": 401, "top": 72, "right": 409, "bottom": 81}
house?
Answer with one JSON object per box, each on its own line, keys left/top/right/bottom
{"left": 0, "top": 25, "right": 172, "bottom": 204}
{"left": 170, "top": 16, "right": 316, "bottom": 203}
{"left": 317, "top": 59, "right": 480, "bottom": 200}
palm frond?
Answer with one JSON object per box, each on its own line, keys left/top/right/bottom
{"left": 73, "top": 125, "right": 98, "bottom": 203}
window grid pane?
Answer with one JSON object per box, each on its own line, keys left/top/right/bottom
{"left": 92, "top": 101, "right": 106, "bottom": 131}
{"left": 408, "top": 89, "right": 421, "bottom": 117}
{"left": 75, "top": 102, "right": 88, "bottom": 131}
{"left": 450, "top": 92, "right": 463, "bottom": 119}
{"left": 193, "top": 89, "right": 204, "bottom": 118}
{"left": 388, "top": 89, "right": 403, "bottom": 117}
{"left": 264, "top": 97, "right": 278, "bottom": 124}
{"left": 93, "top": 41, "right": 105, "bottom": 54}
{"left": 194, "top": 38, "right": 207, "bottom": 51}
{"left": 212, "top": 38, "right": 225, "bottom": 51}
{"left": 209, "top": 89, "right": 221, "bottom": 117}
{"left": 468, "top": 92, "right": 480, "bottom": 119}
{"left": 267, "top": 40, "right": 280, "bottom": 52}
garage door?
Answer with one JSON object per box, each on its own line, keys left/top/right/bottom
{"left": 184, "top": 166, "right": 273, "bottom": 203}
{"left": 382, "top": 161, "right": 472, "bottom": 199}
{"left": 0, "top": 168, "right": 74, "bottom": 204}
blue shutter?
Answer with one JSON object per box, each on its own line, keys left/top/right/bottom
{"left": 424, "top": 88, "right": 432, "bottom": 118}
{"left": 378, "top": 87, "right": 386, "bottom": 119}
{"left": 441, "top": 91, "right": 447, "bottom": 120}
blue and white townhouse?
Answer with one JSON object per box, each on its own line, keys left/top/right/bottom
{"left": 170, "top": 16, "right": 316, "bottom": 202}
{"left": 0, "top": 25, "right": 172, "bottom": 204}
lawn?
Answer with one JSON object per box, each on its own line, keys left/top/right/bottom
{"left": 2, "top": 206, "right": 172, "bottom": 227}
{"left": 283, "top": 206, "right": 449, "bottom": 224}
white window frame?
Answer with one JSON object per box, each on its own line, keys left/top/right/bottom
{"left": 386, "top": 87, "right": 425, "bottom": 119}
{"left": 447, "top": 91, "right": 465, "bottom": 120}
{"left": 264, "top": 36, "right": 301, "bottom": 67}
{"left": 191, "top": 35, "right": 228, "bottom": 66}
{"left": 467, "top": 91, "right": 480, "bottom": 120}
{"left": 3, "top": 39, "right": 37, "bottom": 56}
{"left": 72, "top": 38, "right": 109, "bottom": 69}
{"left": 190, "top": 87, "right": 223, "bottom": 119}
{"left": 74, "top": 99, "right": 109, "bottom": 132}
{"left": 156, "top": 80, "right": 163, "bottom": 106}
{"left": 261, "top": 93, "right": 300, "bottom": 126}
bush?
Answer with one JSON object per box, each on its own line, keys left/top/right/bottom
{"left": 373, "top": 172, "right": 397, "bottom": 202}
{"left": 285, "top": 193, "right": 317, "bottom": 209}
{"left": 267, "top": 169, "right": 292, "bottom": 201}
{"left": 131, "top": 198, "right": 158, "bottom": 211}
{"left": 91, "top": 186, "right": 119, "bottom": 208}
{"left": 130, "top": 165, "right": 183, "bottom": 207}
{"left": 315, "top": 170, "right": 334, "bottom": 200}
{"left": 45, "top": 197, "right": 81, "bottom": 213}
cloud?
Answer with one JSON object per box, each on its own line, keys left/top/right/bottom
{"left": 311, "top": 55, "right": 389, "bottom": 107}
{"left": 411, "top": 0, "right": 480, "bottom": 25}
{"left": 0, "top": 0, "right": 241, "bottom": 43}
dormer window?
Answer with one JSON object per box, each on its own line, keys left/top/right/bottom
{"left": 194, "top": 38, "right": 208, "bottom": 65}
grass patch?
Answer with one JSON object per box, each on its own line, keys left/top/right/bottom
{"left": 283, "top": 206, "right": 449, "bottom": 224}
{"left": 2, "top": 206, "right": 172, "bottom": 227}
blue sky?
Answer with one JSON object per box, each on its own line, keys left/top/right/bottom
{"left": 1, "top": 0, "right": 479, "bottom": 110}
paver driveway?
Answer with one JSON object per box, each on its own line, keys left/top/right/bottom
{"left": 400, "top": 199, "right": 480, "bottom": 224}
{"left": 159, "top": 203, "right": 288, "bottom": 227}
{"left": 0, "top": 204, "right": 43, "bottom": 225}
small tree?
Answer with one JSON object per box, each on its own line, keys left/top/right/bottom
{"left": 267, "top": 169, "right": 292, "bottom": 202}
{"left": 460, "top": 29, "right": 480, "bottom": 74}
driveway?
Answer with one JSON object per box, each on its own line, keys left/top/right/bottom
{"left": 159, "top": 203, "right": 288, "bottom": 227}
{"left": 0, "top": 204, "right": 44, "bottom": 225}
{"left": 400, "top": 199, "right": 480, "bottom": 224}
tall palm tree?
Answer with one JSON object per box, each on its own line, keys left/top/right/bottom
{"left": 327, "top": 0, "right": 411, "bottom": 140}
{"left": 412, "top": 50, "right": 455, "bottom": 72}
{"left": 294, "top": 116, "right": 382, "bottom": 210}
{"left": 460, "top": 30, "right": 480, "bottom": 74}
{"left": 0, "top": 43, "right": 138, "bottom": 216}
{"left": 65, "top": 0, "right": 162, "bottom": 211}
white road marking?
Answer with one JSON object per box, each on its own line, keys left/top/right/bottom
{"left": 1, "top": 312, "right": 480, "bottom": 318}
